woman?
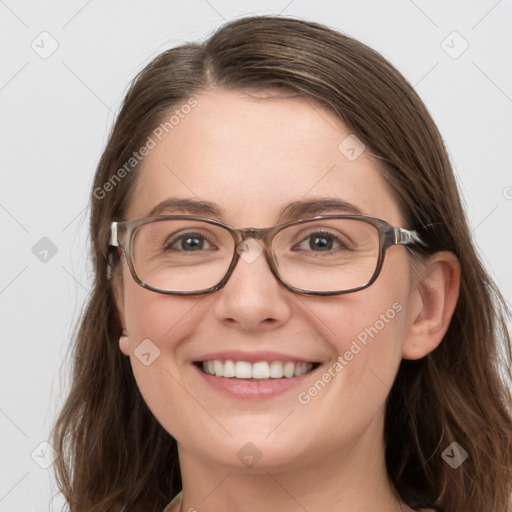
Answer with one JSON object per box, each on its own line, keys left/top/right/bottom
{"left": 52, "top": 15, "right": 512, "bottom": 512}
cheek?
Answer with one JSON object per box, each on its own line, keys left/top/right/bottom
{"left": 296, "top": 249, "right": 411, "bottom": 421}
{"left": 322, "top": 256, "right": 410, "bottom": 381}
{"left": 313, "top": 291, "right": 406, "bottom": 388}
{"left": 291, "top": 292, "right": 407, "bottom": 447}
{"left": 332, "top": 294, "right": 406, "bottom": 362}
{"left": 122, "top": 264, "right": 202, "bottom": 342}
{"left": 120, "top": 269, "right": 207, "bottom": 435}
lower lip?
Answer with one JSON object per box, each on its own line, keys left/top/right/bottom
{"left": 193, "top": 364, "right": 320, "bottom": 399}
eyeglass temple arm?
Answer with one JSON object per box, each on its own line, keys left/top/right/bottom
{"left": 104, "top": 223, "right": 121, "bottom": 280}
{"left": 389, "top": 227, "right": 426, "bottom": 247}
{"left": 109, "top": 222, "right": 119, "bottom": 247}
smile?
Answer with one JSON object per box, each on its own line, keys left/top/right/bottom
{"left": 197, "top": 360, "right": 318, "bottom": 379}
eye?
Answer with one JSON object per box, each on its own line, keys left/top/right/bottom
{"left": 165, "top": 231, "right": 215, "bottom": 252}
{"left": 293, "top": 230, "right": 350, "bottom": 252}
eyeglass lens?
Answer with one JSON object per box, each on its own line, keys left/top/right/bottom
{"left": 130, "top": 218, "right": 380, "bottom": 293}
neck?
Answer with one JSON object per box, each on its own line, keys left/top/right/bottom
{"left": 177, "top": 416, "right": 405, "bottom": 512}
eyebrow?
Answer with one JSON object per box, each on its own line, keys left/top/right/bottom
{"left": 149, "top": 198, "right": 223, "bottom": 217}
{"left": 279, "top": 198, "right": 362, "bottom": 220}
{"left": 147, "top": 197, "right": 363, "bottom": 222}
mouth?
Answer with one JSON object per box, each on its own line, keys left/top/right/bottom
{"left": 194, "top": 359, "right": 321, "bottom": 379}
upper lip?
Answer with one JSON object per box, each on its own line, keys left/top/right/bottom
{"left": 192, "top": 350, "right": 320, "bottom": 364}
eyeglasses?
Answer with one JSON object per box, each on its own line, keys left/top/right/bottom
{"left": 108, "top": 215, "right": 425, "bottom": 296}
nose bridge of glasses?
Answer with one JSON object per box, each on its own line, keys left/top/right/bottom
{"left": 225, "top": 226, "right": 281, "bottom": 290}
{"left": 229, "top": 226, "right": 277, "bottom": 270}
{"left": 235, "top": 226, "right": 275, "bottom": 245}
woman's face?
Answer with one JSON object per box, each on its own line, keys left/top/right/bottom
{"left": 116, "top": 89, "right": 421, "bottom": 472}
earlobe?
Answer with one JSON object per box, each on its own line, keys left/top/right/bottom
{"left": 119, "top": 329, "right": 131, "bottom": 356}
{"left": 402, "top": 251, "right": 460, "bottom": 360}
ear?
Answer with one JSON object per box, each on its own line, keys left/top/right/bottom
{"left": 110, "top": 258, "right": 130, "bottom": 356}
{"left": 119, "top": 330, "right": 130, "bottom": 356}
{"left": 402, "top": 251, "right": 460, "bottom": 360}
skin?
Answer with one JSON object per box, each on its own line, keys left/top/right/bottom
{"left": 115, "top": 89, "right": 460, "bottom": 512}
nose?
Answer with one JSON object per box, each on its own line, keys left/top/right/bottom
{"left": 211, "top": 238, "right": 292, "bottom": 331}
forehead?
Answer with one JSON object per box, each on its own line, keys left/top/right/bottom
{"left": 126, "top": 89, "right": 403, "bottom": 226}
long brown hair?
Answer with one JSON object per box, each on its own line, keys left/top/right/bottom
{"left": 51, "top": 15, "right": 512, "bottom": 512}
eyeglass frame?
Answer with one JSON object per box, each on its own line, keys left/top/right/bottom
{"left": 108, "top": 214, "right": 426, "bottom": 296}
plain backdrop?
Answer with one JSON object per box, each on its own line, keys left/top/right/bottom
{"left": 1, "top": 1, "right": 511, "bottom": 510}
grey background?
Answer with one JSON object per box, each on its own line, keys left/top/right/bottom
{"left": 1, "top": 1, "right": 511, "bottom": 510}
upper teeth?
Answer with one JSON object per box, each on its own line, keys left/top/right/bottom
{"left": 201, "top": 360, "right": 313, "bottom": 379}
